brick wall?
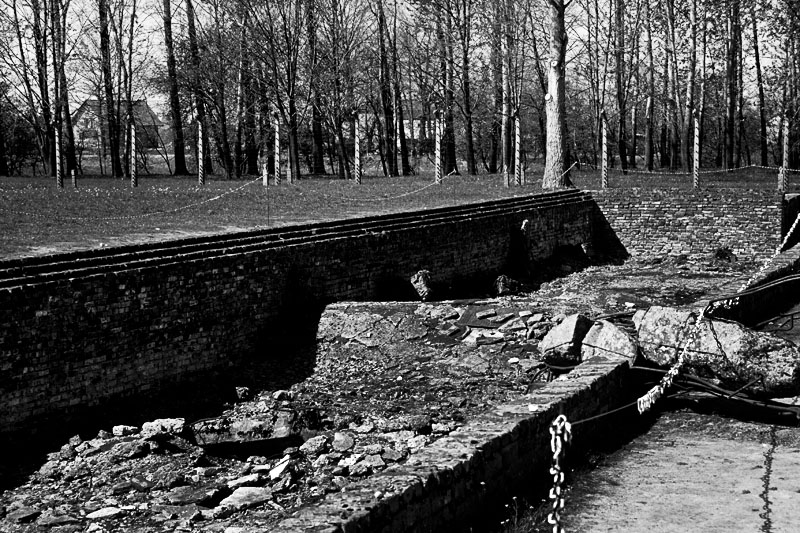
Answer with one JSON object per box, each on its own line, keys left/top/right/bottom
{"left": 271, "top": 355, "right": 631, "bottom": 533}
{"left": 590, "top": 188, "right": 785, "bottom": 260}
{"left": 0, "top": 194, "right": 594, "bottom": 438}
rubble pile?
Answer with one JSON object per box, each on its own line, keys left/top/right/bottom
{"left": 0, "top": 257, "right": 781, "bottom": 532}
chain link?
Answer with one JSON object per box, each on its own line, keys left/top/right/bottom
{"left": 636, "top": 310, "right": 705, "bottom": 414}
{"left": 547, "top": 415, "right": 572, "bottom": 533}
{"left": 605, "top": 164, "right": 789, "bottom": 177}
{"left": 638, "top": 210, "right": 800, "bottom": 415}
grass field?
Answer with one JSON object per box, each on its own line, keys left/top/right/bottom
{"left": 1, "top": 164, "right": 797, "bottom": 260}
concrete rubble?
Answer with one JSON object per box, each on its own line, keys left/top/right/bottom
{"left": 1, "top": 257, "right": 791, "bottom": 532}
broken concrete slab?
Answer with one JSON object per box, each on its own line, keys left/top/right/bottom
{"left": 190, "top": 410, "right": 299, "bottom": 450}
{"left": 410, "top": 270, "right": 434, "bottom": 301}
{"left": 634, "top": 305, "right": 800, "bottom": 397}
{"left": 539, "top": 313, "right": 594, "bottom": 366}
{"left": 581, "top": 320, "right": 638, "bottom": 365}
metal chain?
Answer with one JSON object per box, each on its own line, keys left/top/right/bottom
{"left": 639, "top": 211, "right": 800, "bottom": 414}
{"left": 547, "top": 414, "right": 572, "bottom": 533}
{"left": 737, "top": 212, "right": 800, "bottom": 292}
{"left": 605, "top": 164, "right": 788, "bottom": 177}
{"left": 637, "top": 310, "right": 705, "bottom": 414}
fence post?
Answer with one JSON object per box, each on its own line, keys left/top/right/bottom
{"left": 693, "top": 109, "right": 700, "bottom": 188}
{"left": 130, "top": 124, "right": 138, "bottom": 188}
{"left": 780, "top": 117, "right": 789, "bottom": 191}
{"left": 56, "top": 126, "right": 63, "bottom": 189}
{"left": 262, "top": 157, "right": 269, "bottom": 187}
{"left": 514, "top": 113, "right": 522, "bottom": 186}
{"left": 354, "top": 114, "right": 362, "bottom": 185}
{"left": 274, "top": 113, "right": 281, "bottom": 186}
{"left": 435, "top": 112, "right": 442, "bottom": 185}
{"left": 198, "top": 120, "right": 205, "bottom": 186}
{"left": 601, "top": 112, "right": 608, "bottom": 189}
{"left": 71, "top": 169, "right": 77, "bottom": 188}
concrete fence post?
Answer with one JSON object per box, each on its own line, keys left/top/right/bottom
{"left": 354, "top": 115, "right": 362, "bottom": 185}
{"left": 780, "top": 117, "right": 789, "bottom": 192}
{"left": 435, "top": 112, "right": 442, "bottom": 185}
{"left": 198, "top": 121, "right": 205, "bottom": 186}
{"left": 130, "top": 125, "right": 138, "bottom": 188}
{"left": 514, "top": 114, "right": 522, "bottom": 186}
{"left": 693, "top": 109, "right": 700, "bottom": 188}
{"left": 56, "top": 127, "right": 63, "bottom": 189}
{"left": 601, "top": 112, "right": 608, "bottom": 189}
{"left": 274, "top": 113, "right": 281, "bottom": 186}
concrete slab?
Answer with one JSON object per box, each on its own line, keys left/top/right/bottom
{"left": 563, "top": 409, "right": 800, "bottom": 533}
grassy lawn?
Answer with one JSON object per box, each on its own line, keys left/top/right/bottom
{"left": 1, "top": 164, "right": 796, "bottom": 260}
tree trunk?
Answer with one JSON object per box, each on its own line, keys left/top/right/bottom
{"left": 752, "top": 13, "right": 768, "bottom": 167}
{"left": 287, "top": 96, "right": 301, "bottom": 181}
{"left": 615, "top": 0, "right": 627, "bottom": 173}
{"left": 99, "top": 0, "right": 122, "bottom": 177}
{"left": 459, "top": 0, "right": 476, "bottom": 175}
{"left": 665, "top": 0, "right": 681, "bottom": 169}
{"left": 0, "top": 119, "right": 7, "bottom": 175}
{"left": 234, "top": 11, "right": 248, "bottom": 178}
{"left": 488, "top": 23, "right": 501, "bottom": 173}
{"left": 644, "top": 1, "right": 654, "bottom": 170}
{"left": 724, "top": 0, "right": 740, "bottom": 169}
{"left": 377, "top": 0, "right": 396, "bottom": 176}
{"left": 440, "top": 4, "right": 458, "bottom": 175}
{"left": 185, "top": 0, "right": 212, "bottom": 174}
{"left": 542, "top": 0, "right": 569, "bottom": 188}
{"left": 681, "top": 0, "right": 697, "bottom": 172}
{"left": 306, "top": 0, "right": 325, "bottom": 174}
{"left": 163, "top": 0, "right": 188, "bottom": 175}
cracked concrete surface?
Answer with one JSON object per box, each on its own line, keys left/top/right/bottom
{"left": 562, "top": 409, "right": 800, "bottom": 533}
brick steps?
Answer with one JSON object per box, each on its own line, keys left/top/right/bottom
{"left": 0, "top": 189, "right": 592, "bottom": 290}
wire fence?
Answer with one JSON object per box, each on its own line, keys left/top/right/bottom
{"left": 2, "top": 164, "right": 800, "bottom": 234}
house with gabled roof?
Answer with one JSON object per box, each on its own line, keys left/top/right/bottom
{"left": 72, "top": 99, "right": 165, "bottom": 151}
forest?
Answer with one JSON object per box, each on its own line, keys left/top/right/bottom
{"left": 0, "top": 0, "right": 799, "bottom": 187}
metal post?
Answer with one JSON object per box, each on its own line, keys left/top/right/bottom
{"left": 435, "top": 112, "right": 442, "bottom": 185}
{"left": 601, "top": 112, "right": 608, "bottom": 189}
{"left": 198, "top": 121, "right": 205, "bottom": 186}
{"left": 56, "top": 126, "right": 63, "bottom": 189}
{"left": 693, "top": 109, "right": 700, "bottom": 188}
{"left": 780, "top": 117, "right": 789, "bottom": 191}
{"left": 354, "top": 115, "right": 362, "bottom": 185}
{"left": 514, "top": 114, "right": 522, "bottom": 186}
{"left": 130, "top": 124, "right": 138, "bottom": 188}
{"left": 274, "top": 113, "right": 281, "bottom": 185}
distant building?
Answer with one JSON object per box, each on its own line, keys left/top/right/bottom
{"left": 72, "top": 99, "right": 165, "bottom": 151}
